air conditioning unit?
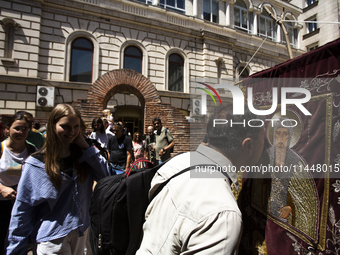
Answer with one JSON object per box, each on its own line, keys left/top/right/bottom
{"left": 192, "top": 99, "right": 202, "bottom": 115}
{"left": 36, "top": 86, "right": 55, "bottom": 107}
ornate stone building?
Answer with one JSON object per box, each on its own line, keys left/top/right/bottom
{"left": 290, "top": 0, "right": 340, "bottom": 52}
{"left": 0, "top": 0, "right": 303, "bottom": 151}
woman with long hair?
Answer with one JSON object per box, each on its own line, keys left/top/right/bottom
{"left": 132, "top": 132, "right": 145, "bottom": 169}
{"left": 90, "top": 117, "right": 111, "bottom": 149}
{"left": 6, "top": 104, "right": 110, "bottom": 254}
{"left": 0, "top": 112, "right": 35, "bottom": 255}
{"left": 0, "top": 123, "right": 6, "bottom": 142}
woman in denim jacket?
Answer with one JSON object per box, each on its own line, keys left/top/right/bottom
{"left": 6, "top": 104, "right": 110, "bottom": 255}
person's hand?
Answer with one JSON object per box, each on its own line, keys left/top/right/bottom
{"left": 73, "top": 133, "right": 90, "bottom": 150}
{"left": 0, "top": 186, "right": 17, "bottom": 200}
{"left": 159, "top": 149, "right": 164, "bottom": 156}
{"left": 278, "top": 206, "right": 292, "bottom": 219}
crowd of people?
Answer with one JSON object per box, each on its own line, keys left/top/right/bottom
{"left": 0, "top": 106, "right": 176, "bottom": 255}
{"left": 0, "top": 102, "right": 268, "bottom": 255}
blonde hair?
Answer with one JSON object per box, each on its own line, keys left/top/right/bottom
{"left": 40, "top": 104, "right": 88, "bottom": 188}
{"left": 103, "top": 109, "right": 111, "bottom": 118}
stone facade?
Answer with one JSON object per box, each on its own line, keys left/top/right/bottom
{"left": 290, "top": 0, "right": 340, "bottom": 51}
{"left": 0, "top": 0, "right": 304, "bottom": 152}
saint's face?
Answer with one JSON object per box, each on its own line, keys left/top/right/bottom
{"left": 275, "top": 127, "right": 290, "bottom": 149}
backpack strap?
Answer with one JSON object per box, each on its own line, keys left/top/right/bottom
{"left": 164, "top": 128, "right": 174, "bottom": 153}
{"left": 126, "top": 157, "right": 153, "bottom": 177}
{"left": 164, "top": 128, "right": 168, "bottom": 144}
{"left": 25, "top": 142, "right": 36, "bottom": 155}
{"left": 150, "top": 164, "right": 213, "bottom": 201}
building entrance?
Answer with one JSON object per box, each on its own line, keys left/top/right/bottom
{"left": 107, "top": 92, "right": 143, "bottom": 135}
{"left": 114, "top": 105, "right": 143, "bottom": 136}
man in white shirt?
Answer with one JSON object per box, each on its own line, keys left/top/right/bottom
{"left": 137, "top": 104, "right": 265, "bottom": 255}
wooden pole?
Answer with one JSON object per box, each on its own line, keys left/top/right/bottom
{"left": 264, "top": 6, "right": 293, "bottom": 59}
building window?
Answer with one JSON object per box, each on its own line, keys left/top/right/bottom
{"left": 234, "top": 0, "right": 252, "bottom": 33}
{"left": 258, "top": 11, "right": 275, "bottom": 40}
{"left": 69, "top": 37, "right": 93, "bottom": 83}
{"left": 237, "top": 66, "right": 249, "bottom": 81}
{"left": 168, "top": 53, "right": 184, "bottom": 92}
{"left": 307, "top": 43, "right": 318, "bottom": 51}
{"left": 160, "top": 0, "right": 185, "bottom": 14}
{"left": 136, "top": 0, "right": 152, "bottom": 4}
{"left": 203, "top": 0, "right": 219, "bottom": 23}
{"left": 306, "top": 0, "right": 317, "bottom": 6}
{"left": 124, "top": 46, "right": 142, "bottom": 73}
{"left": 281, "top": 20, "right": 297, "bottom": 48}
{"left": 306, "top": 18, "right": 317, "bottom": 34}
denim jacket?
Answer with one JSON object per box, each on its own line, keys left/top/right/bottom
{"left": 6, "top": 146, "right": 110, "bottom": 255}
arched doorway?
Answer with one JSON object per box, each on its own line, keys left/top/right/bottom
{"left": 107, "top": 92, "right": 143, "bottom": 135}
{"left": 74, "top": 69, "right": 191, "bottom": 153}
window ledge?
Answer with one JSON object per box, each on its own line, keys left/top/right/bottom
{"left": 158, "top": 90, "right": 191, "bottom": 98}
{"left": 0, "top": 58, "right": 17, "bottom": 66}
{"left": 303, "top": 28, "right": 320, "bottom": 40}
{"left": 303, "top": 1, "right": 318, "bottom": 13}
{"left": 235, "top": 26, "right": 251, "bottom": 34}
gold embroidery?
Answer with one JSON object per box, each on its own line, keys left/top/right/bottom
{"left": 251, "top": 93, "right": 332, "bottom": 251}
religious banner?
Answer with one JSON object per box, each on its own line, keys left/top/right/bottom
{"left": 239, "top": 38, "right": 340, "bottom": 255}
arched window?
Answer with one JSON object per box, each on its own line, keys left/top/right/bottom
{"left": 258, "top": 10, "right": 275, "bottom": 40}
{"left": 69, "top": 37, "right": 93, "bottom": 83}
{"left": 124, "top": 46, "right": 142, "bottom": 73}
{"left": 203, "top": 0, "right": 219, "bottom": 23}
{"left": 168, "top": 53, "right": 184, "bottom": 92}
{"left": 281, "top": 19, "right": 298, "bottom": 48}
{"left": 234, "top": 0, "right": 252, "bottom": 33}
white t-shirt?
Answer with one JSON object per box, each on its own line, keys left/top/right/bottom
{"left": 106, "top": 128, "right": 115, "bottom": 137}
{"left": 0, "top": 142, "right": 28, "bottom": 200}
{"left": 90, "top": 131, "right": 111, "bottom": 149}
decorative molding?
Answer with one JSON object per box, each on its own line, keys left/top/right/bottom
{"left": 0, "top": 17, "right": 21, "bottom": 30}
{"left": 72, "top": 0, "right": 100, "bottom": 5}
